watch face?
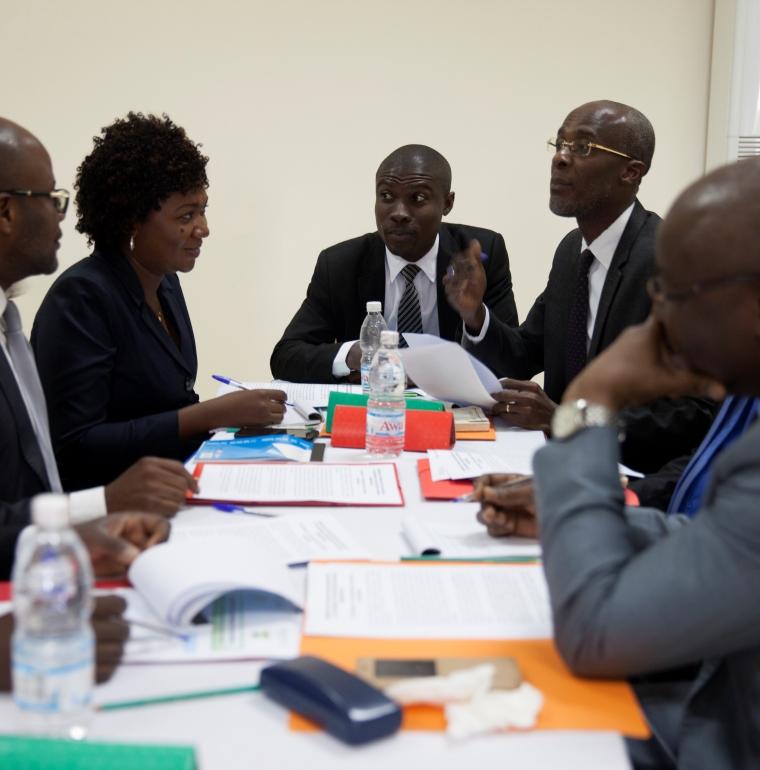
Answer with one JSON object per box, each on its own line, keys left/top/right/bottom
{"left": 551, "top": 403, "right": 582, "bottom": 439}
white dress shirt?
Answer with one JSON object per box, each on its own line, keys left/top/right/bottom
{"left": 332, "top": 235, "right": 441, "bottom": 377}
{"left": 465, "top": 203, "right": 635, "bottom": 351}
{"left": 0, "top": 288, "right": 106, "bottom": 524}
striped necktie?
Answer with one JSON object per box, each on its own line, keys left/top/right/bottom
{"left": 3, "top": 300, "right": 62, "bottom": 492}
{"left": 397, "top": 263, "right": 423, "bottom": 347}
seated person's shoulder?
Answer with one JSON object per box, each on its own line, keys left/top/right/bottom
{"left": 318, "top": 231, "right": 382, "bottom": 262}
{"left": 440, "top": 222, "right": 503, "bottom": 248}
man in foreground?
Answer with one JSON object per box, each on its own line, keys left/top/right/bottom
{"left": 533, "top": 158, "right": 760, "bottom": 768}
{"left": 270, "top": 144, "right": 518, "bottom": 382}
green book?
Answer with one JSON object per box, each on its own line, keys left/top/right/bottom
{"left": 325, "top": 391, "right": 444, "bottom": 432}
{"left": 0, "top": 735, "right": 196, "bottom": 770}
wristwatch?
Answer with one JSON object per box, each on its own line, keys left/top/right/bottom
{"left": 551, "top": 399, "right": 617, "bottom": 440}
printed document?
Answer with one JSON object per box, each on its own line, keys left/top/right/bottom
{"left": 190, "top": 462, "right": 404, "bottom": 506}
{"left": 427, "top": 436, "right": 546, "bottom": 481}
{"left": 304, "top": 562, "right": 552, "bottom": 639}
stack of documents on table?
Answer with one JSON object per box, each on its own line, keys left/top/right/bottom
{"left": 188, "top": 461, "right": 404, "bottom": 506}
{"left": 427, "top": 436, "right": 547, "bottom": 480}
{"left": 399, "top": 333, "right": 501, "bottom": 408}
{"left": 120, "top": 513, "right": 369, "bottom": 663}
{"left": 402, "top": 518, "right": 540, "bottom": 561}
{"left": 216, "top": 379, "right": 362, "bottom": 409}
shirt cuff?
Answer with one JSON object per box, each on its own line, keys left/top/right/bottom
{"left": 69, "top": 486, "right": 107, "bottom": 524}
{"left": 332, "top": 340, "right": 358, "bottom": 378}
{"left": 461, "top": 305, "right": 490, "bottom": 344}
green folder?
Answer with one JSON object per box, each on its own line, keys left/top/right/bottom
{"left": 0, "top": 735, "right": 196, "bottom": 770}
{"left": 325, "top": 391, "right": 444, "bottom": 432}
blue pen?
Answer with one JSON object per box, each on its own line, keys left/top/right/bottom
{"left": 446, "top": 251, "right": 488, "bottom": 279}
{"left": 212, "top": 503, "right": 277, "bottom": 518}
{"left": 212, "top": 374, "right": 249, "bottom": 390}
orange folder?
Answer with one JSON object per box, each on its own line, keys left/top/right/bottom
{"left": 292, "top": 635, "right": 649, "bottom": 737}
{"left": 417, "top": 458, "right": 473, "bottom": 500}
{"left": 291, "top": 562, "right": 649, "bottom": 739}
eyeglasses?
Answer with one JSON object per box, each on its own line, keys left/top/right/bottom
{"left": 647, "top": 272, "right": 760, "bottom": 302}
{"left": 547, "top": 137, "right": 635, "bottom": 161}
{"left": 0, "top": 189, "right": 70, "bottom": 215}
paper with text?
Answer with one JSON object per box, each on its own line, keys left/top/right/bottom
{"left": 402, "top": 518, "right": 541, "bottom": 560}
{"left": 170, "top": 514, "right": 370, "bottom": 565}
{"left": 191, "top": 462, "right": 404, "bottom": 506}
{"left": 304, "top": 562, "right": 552, "bottom": 639}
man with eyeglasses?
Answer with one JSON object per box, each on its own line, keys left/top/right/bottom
{"left": 451, "top": 100, "right": 715, "bottom": 474}
{"left": 531, "top": 157, "right": 760, "bottom": 770}
{"left": 0, "top": 116, "right": 199, "bottom": 573}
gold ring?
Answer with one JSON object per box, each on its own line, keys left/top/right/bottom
{"left": 506, "top": 403, "right": 510, "bottom": 414}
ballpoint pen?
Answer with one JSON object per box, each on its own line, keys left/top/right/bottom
{"left": 212, "top": 502, "right": 278, "bottom": 517}
{"left": 212, "top": 374, "right": 249, "bottom": 390}
{"left": 446, "top": 251, "right": 489, "bottom": 278}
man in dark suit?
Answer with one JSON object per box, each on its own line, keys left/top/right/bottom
{"left": 270, "top": 144, "right": 518, "bottom": 383}
{"left": 451, "top": 101, "right": 714, "bottom": 471}
{"left": 0, "top": 116, "right": 196, "bottom": 576}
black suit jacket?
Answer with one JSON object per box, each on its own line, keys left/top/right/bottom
{"left": 270, "top": 223, "right": 519, "bottom": 382}
{"left": 0, "top": 351, "right": 50, "bottom": 579}
{"left": 468, "top": 201, "right": 717, "bottom": 472}
{"left": 31, "top": 251, "right": 205, "bottom": 491}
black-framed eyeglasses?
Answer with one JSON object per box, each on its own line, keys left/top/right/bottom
{"left": 647, "top": 272, "right": 760, "bottom": 302}
{"left": 547, "top": 137, "right": 635, "bottom": 161}
{"left": 0, "top": 189, "right": 70, "bottom": 215}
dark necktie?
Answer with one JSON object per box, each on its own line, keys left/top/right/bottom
{"left": 397, "top": 263, "right": 423, "bottom": 347}
{"left": 3, "top": 300, "right": 62, "bottom": 491}
{"left": 565, "top": 249, "right": 595, "bottom": 383}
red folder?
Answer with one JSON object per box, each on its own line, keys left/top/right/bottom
{"left": 417, "top": 458, "right": 474, "bottom": 500}
{"left": 331, "top": 405, "right": 455, "bottom": 451}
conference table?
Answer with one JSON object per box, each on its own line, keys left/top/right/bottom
{"left": 0, "top": 416, "right": 634, "bottom": 769}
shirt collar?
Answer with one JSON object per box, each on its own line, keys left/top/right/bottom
{"left": 581, "top": 202, "right": 635, "bottom": 270}
{"left": 0, "top": 286, "right": 8, "bottom": 333}
{"left": 385, "top": 234, "right": 440, "bottom": 283}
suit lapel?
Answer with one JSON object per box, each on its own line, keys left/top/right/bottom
{"left": 0, "top": 352, "right": 51, "bottom": 491}
{"left": 157, "top": 279, "right": 196, "bottom": 374}
{"left": 588, "top": 200, "right": 647, "bottom": 358}
{"left": 102, "top": 251, "right": 193, "bottom": 375}
{"left": 357, "top": 235, "right": 388, "bottom": 325}
{"left": 435, "top": 227, "right": 461, "bottom": 340}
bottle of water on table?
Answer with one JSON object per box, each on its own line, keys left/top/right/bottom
{"left": 366, "top": 330, "right": 406, "bottom": 458}
{"left": 12, "top": 494, "right": 95, "bottom": 739}
{"left": 359, "top": 300, "right": 387, "bottom": 393}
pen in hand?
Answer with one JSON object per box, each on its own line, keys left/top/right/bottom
{"left": 446, "top": 251, "right": 488, "bottom": 279}
{"left": 212, "top": 374, "right": 249, "bottom": 391}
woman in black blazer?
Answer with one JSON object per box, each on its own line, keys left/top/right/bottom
{"left": 32, "top": 113, "right": 285, "bottom": 491}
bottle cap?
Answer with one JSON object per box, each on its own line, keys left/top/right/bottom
{"left": 366, "top": 301, "right": 382, "bottom": 313}
{"left": 380, "top": 330, "right": 399, "bottom": 346}
{"left": 31, "top": 494, "right": 70, "bottom": 530}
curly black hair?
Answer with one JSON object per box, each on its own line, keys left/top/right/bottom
{"left": 75, "top": 112, "right": 209, "bottom": 252}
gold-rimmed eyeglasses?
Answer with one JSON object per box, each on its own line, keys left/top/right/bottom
{"left": 0, "top": 188, "right": 70, "bottom": 216}
{"left": 547, "top": 137, "right": 635, "bottom": 161}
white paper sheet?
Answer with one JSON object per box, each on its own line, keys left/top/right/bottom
{"left": 128, "top": 537, "right": 304, "bottom": 627}
{"left": 427, "top": 435, "right": 546, "bottom": 481}
{"left": 192, "top": 462, "right": 404, "bottom": 506}
{"left": 217, "top": 380, "right": 362, "bottom": 408}
{"left": 402, "top": 518, "right": 541, "bottom": 560}
{"left": 169, "top": 513, "right": 370, "bottom": 565}
{"left": 118, "top": 588, "right": 302, "bottom": 664}
{"left": 304, "top": 562, "right": 552, "bottom": 639}
{"left": 399, "top": 334, "right": 501, "bottom": 408}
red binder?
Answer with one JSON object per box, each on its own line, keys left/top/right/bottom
{"left": 331, "top": 405, "right": 455, "bottom": 451}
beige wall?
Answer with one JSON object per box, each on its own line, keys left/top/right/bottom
{"left": 7, "top": 0, "right": 717, "bottom": 399}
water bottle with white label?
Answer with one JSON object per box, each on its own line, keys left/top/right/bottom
{"left": 366, "top": 330, "right": 406, "bottom": 458}
{"left": 12, "top": 494, "right": 94, "bottom": 739}
{"left": 359, "top": 300, "right": 387, "bottom": 393}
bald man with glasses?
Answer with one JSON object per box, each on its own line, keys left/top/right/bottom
{"left": 450, "top": 100, "right": 716, "bottom": 477}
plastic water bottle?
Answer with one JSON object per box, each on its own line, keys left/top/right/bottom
{"left": 359, "top": 300, "right": 387, "bottom": 393}
{"left": 12, "top": 494, "right": 95, "bottom": 739}
{"left": 366, "top": 330, "right": 406, "bottom": 458}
